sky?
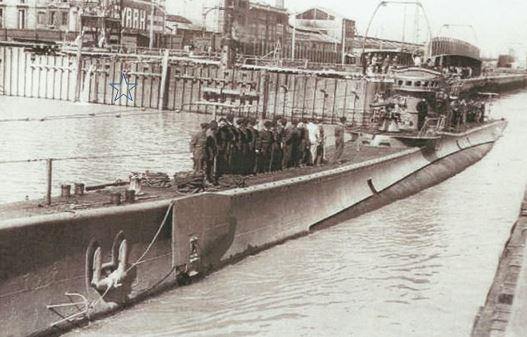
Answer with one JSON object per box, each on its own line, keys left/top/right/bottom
{"left": 168, "top": 0, "right": 527, "bottom": 58}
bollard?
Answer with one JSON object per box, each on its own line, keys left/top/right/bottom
{"left": 61, "top": 184, "right": 71, "bottom": 198}
{"left": 74, "top": 183, "right": 85, "bottom": 196}
{"left": 110, "top": 192, "right": 121, "bottom": 205}
{"left": 125, "top": 189, "right": 135, "bottom": 203}
{"left": 129, "top": 174, "right": 142, "bottom": 195}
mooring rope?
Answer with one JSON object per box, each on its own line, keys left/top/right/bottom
{"left": 125, "top": 200, "right": 176, "bottom": 274}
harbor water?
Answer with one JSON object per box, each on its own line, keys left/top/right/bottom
{"left": 0, "top": 99, "right": 205, "bottom": 204}
{"left": 3, "top": 90, "right": 527, "bottom": 337}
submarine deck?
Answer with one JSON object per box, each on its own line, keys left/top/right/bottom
{"left": 0, "top": 143, "right": 404, "bottom": 223}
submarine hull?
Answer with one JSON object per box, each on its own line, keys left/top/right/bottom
{"left": 0, "top": 120, "right": 506, "bottom": 337}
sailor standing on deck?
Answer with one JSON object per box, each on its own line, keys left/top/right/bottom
{"left": 256, "top": 121, "right": 274, "bottom": 173}
{"left": 274, "top": 118, "right": 287, "bottom": 171}
{"left": 416, "top": 98, "right": 429, "bottom": 131}
{"left": 247, "top": 117, "right": 259, "bottom": 175}
{"left": 205, "top": 121, "right": 219, "bottom": 184}
{"left": 315, "top": 118, "right": 326, "bottom": 165}
{"left": 225, "top": 114, "right": 239, "bottom": 173}
{"left": 283, "top": 119, "right": 300, "bottom": 168}
{"left": 215, "top": 118, "right": 230, "bottom": 180}
{"left": 297, "top": 120, "right": 310, "bottom": 166}
{"left": 235, "top": 118, "right": 250, "bottom": 174}
{"left": 271, "top": 118, "right": 284, "bottom": 171}
{"left": 333, "top": 117, "right": 346, "bottom": 164}
{"left": 190, "top": 123, "right": 209, "bottom": 174}
{"left": 306, "top": 119, "right": 318, "bottom": 165}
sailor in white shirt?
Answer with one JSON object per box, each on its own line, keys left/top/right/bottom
{"left": 306, "top": 119, "right": 318, "bottom": 165}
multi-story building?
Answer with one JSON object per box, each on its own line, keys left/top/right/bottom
{"left": 238, "top": 2, "right": 289, "bottom": 55}
{"left": 0, "top": 0, "right": 166, "bottom": 47}
{"left": 292, "top": 7, "right": 356, "bottom": 56}
{"left": 0, "top": 0, "right": 79, "bottom": 42}
{"left": 119, "top": 0, "right": 167, "bottom": 47}
{"left": 293, "top": 7, "right": 355, "bottom": 44}
{"left": 0, "top": 0, "right": 40, "bottom": 30}
{"left": 169, "top": 0, "right": 288, "bottom": 55}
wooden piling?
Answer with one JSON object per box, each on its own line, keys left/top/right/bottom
{"left": 46, "top": 159, "right": 52, "bottom": 206}
{"left": 331, "top": 78, "right": 338, "bottom": 123}
{"left": 261, "top": 71, "right": 270, "bottom": 120}
{"left": 73, "top": 40, "right": 83, "bottom": 102}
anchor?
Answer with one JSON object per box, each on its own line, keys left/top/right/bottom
{"left": 88, "top": 232, "right": 129, "bottom": 293}
{"left": 91, "top": 240, "right": 128, "bottom": 291}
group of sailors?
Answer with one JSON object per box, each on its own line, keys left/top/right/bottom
{"left": 450, "top": 98, "right": 486, "bottom": 126}
{"left": 362, "top": 54, "right": 399, "bottom": 75}
{"left": 371, "top": 89, "right": 487, "bottom": 133}
{"left": 190, "top": 114, "right": 348, "bottom": 185}
{"left": 361, "top": 49, "right": 479, "bottom": 81}
{"left": 441, "top": 66, "right": 474, "bottom": 79}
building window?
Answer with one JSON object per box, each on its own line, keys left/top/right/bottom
{"left": 49, "top": 11, "right": 56, "bottom": 26}
{"left": 61, "top": 11, "right": 68, "bottom": 25}
{"left": 37, "top": 11, "right": 45, "bottom": 25}
{"left": 17, "top": 9, "right": 26, "bottom": 29}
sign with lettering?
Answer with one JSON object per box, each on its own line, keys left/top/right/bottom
{"left": 121, "top": 0, "right": 150, "bottom": 32}
{"left": 122, "top": 7, "right": 147, "bottom": 31}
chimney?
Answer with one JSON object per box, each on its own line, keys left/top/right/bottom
{"left": 275, "top": 0, "right": 284, "bottom": 9}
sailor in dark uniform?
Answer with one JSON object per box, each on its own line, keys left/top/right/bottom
{"left": 283, "top": 119, "right": 301, "bottom": 168}
{"left": 257, "top": 121, "right": 274, "bottom": 173}
{"left": 247, "top": 117, "right": 259, "bottom": 175}
{"left": 205, "top": 121, "right": 218, "bottom": 184}
{"left": 225, "top": 114, "right": 239, "bottom": 173}
{"left": 416, "top": 98, "right": 429, "bottom": 131}
{"left": 298, "top": 119, "right": 310, "bottom": 166}
{"left": 215, "top": 118, "right": 231, "bottom": 180}
{"left": 271, "top": 118, "right": 285, "bottom": 171}
{"left": 235, "top": 118, "right": 251, "bottom": 175}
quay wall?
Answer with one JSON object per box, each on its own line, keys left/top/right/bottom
{"left": 1, "top": 45, "right": 524, "bottom": 124}
{"left": 471, "top": 187, "right": 527, "bottom": 337}
{"left": 457, "top": 74, "right": 527, "bottom": 94}
{"left": 0, "top": 46, "right": 388, "bottom": 125}
{"left": 0, "top": 122, "right": 506, "bottom": 337}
